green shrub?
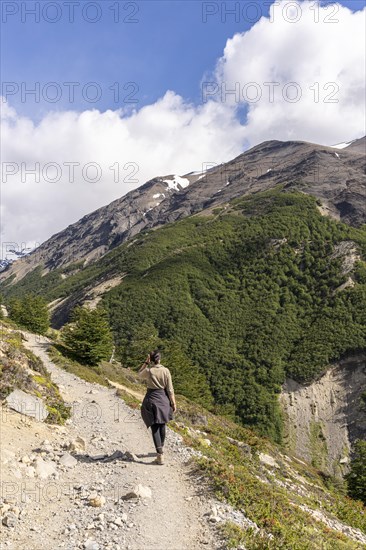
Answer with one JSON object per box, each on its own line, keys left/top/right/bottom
{"left": 8, "top": 294, "right": 49, "bottom": 334}
{"left": 346, "top": 440, "right": 366, "bottom": 504}
{"left": 61, "top": 306, "right": 114, "bottom": 366}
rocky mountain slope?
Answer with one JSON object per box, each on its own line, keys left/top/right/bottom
{"left": 281, "top": 353, "right": 366, "bottom": 477}
{"left": 0, "top": 174, "right": 199, "bottom": 283}
{"left": 1, "top": 137, "right": 365, "bottom": 285}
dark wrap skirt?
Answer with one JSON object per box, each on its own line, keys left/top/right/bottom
{"left": 141, "top": 389, "right": 173, "bottom": 428}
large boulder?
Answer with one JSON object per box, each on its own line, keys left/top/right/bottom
{"left": 5, "top": 389, "right": 49, "bottom": 422}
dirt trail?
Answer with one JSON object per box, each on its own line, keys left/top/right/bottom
{"left": 1, "top": 333, "right": 221, "bottom": 550}
{"left": 106, "top": 380, "right": 144, "bottom": 401}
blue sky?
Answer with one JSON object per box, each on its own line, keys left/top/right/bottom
{"left": 2, "top": 0, "right": 365, "bottom": 118}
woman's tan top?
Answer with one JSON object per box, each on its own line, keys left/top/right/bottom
{"left": 139, "top": 363, "right": 174, "bottom": 394}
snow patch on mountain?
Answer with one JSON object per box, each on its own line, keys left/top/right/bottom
{"left": 331, "top": 140, "right": 355, "bottom": 149}
{"left": 163, "top": 175, "right": 190, "bottom": 191}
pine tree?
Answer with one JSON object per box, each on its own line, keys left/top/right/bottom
{"left": 62, "top": 306, "right": 114, "bottom": 366}
{"left": 346, "top": 440, "right": 366, "bottom": 504}
{"left": 8, "top": 298, "right": 23, "bottom": 324}
{"left": 8, "top": 295, "right": 49, "bottom": 334}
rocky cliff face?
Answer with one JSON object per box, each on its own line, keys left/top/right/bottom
{"left": 280, "top": 353, "right": 366, "bottom": 477}
{"left": 1, "top": 137, "right": 365, "bottom": 285}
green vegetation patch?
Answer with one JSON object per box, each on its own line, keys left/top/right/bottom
{"left": 309, "top": 421, "right": 329, "bottom": 470}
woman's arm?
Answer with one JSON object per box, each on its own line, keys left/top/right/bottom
{"left": 169, "top": 392, "right": 177, "bottom": 413}
{"left": 138, "top": 354, "right": 151, "bottom": 374}
{"left": 166, "top": 370, "right": 177, "bottom": 412}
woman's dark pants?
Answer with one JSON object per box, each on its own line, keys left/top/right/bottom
{"left": 151, "top": 423, "right": 166, "bottom": 454}
{"left": 141, "top": 388, "right": 172, "bottom": 454}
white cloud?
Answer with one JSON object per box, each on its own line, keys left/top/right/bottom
{"left": 214, "top": 0, "right": 366, "bottom": 145}
{"left": 1, "top": 1, "right": 365, "bottom": 253}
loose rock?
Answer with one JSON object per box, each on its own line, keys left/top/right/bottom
{"left": 66, "top": 436, "right": 87, "bottom": 453}
{"left": 2, "top": 512, "right": 17, "bottom": 528}
{"left": 34, "top": 457, "right": 57, "bottom": 479}
{"left": 259, "top": 453, "right": 280, "bottom": 469}
{"left": 89, "top": 495, "right": 106, "bottom": 508}
{"left": 59, "top": 453, "right": 78, "bottom": 468}
{"left": 122, "top": 484, "right": 152, "bottom": 500}
{"left": 84, "top": 539, "right": 99, "bottom": 550}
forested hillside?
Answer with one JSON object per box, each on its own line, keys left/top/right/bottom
{"left": 3, "top": 189, "right": 366, "bottom": 441}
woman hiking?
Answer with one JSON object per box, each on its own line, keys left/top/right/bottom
{"left": 138, "top": 350, "right": 177, "bottom": 465}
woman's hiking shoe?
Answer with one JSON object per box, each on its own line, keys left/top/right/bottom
{"left": 154, "top": 453, "right": 164, "bottom": 465}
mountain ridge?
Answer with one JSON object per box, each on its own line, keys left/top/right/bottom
{"left": 2, "top": 136, "right": 365, "bottom": 285}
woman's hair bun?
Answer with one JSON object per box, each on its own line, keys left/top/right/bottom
{"left": 150, "top": 349, "right": 161, "bottom": 363}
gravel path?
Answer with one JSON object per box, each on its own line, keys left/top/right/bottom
{"left": 1, "top": 333, "right": 223, "bottom": 550}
